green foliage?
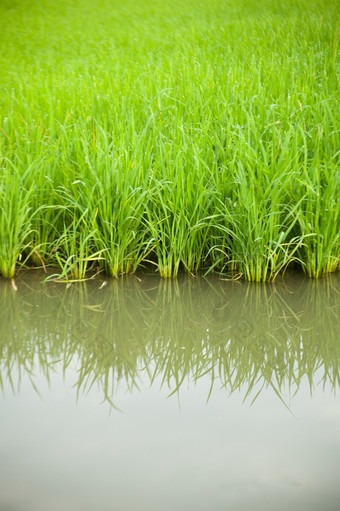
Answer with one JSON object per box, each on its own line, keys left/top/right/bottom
{"left": 0, "top": 166, "right": 34, "bottom": 278}
{"left": 0, "top": 0, "right": 339, "bottom": 280}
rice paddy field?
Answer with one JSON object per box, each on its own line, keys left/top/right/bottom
{"left": 0, "top": 0, "right": 339, "bottom": 281}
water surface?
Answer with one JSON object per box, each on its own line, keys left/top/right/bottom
{"left": 0, "top": 271, "right": 339, "bottom": 511}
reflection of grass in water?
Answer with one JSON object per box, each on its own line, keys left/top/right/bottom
{"left": 0, "top": 274, "right": 339, "bottom": 407}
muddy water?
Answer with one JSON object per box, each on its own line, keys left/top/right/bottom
{"left": 0, "top": 271, "right": 339, "bottom": 511}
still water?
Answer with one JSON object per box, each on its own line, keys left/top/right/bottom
{"left": 0, "top": 271, "right": 339, "bottom": 511}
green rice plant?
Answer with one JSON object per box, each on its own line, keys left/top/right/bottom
{"left": 212, "top": 156, "right": 305, "bottom": 282}
{"left": 146, "top": 177, "right": 215, "bottom": 278}
{"left": 145, "top": 129, "right": 218, "bottom": 277}
{"left": 297, "top": 178, "right": 340, "bottom": 277}
{"left": 0, "top": 164, "right": 35, "bottom": 278}
{"left": 27, "top": 163, "right": 66, "bottom": 267}
{"left": 295, "top": 153, "right": 340, "bottom": 277}
{"left": 146, "top": 178, "right": 186, "bottom": 278}
{"left": 81, "top": 137, "right": 153, "bottom": 277}
{"left": 0, "top": 0, "right": 339, "bottom": 280}
{"left": 94, "top": 184, "right": 152, "bottom": 278}
{"left": 49, "top": 211, "right": 102, "bottom": 281}
{"left": 42, "top": 179, "right": 107, "bottom": 281}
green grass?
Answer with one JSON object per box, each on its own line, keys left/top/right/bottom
{"left": 0, "top": 0, "right": 339, "bottom": 280}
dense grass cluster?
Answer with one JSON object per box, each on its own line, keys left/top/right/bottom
{"left": 0, "top": 0, "right": 339, "bottom": 280}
